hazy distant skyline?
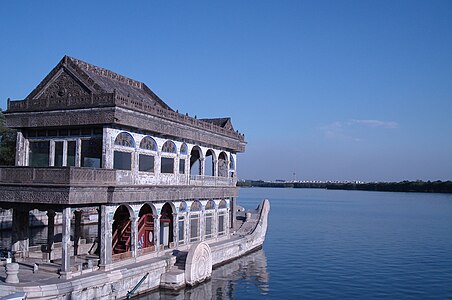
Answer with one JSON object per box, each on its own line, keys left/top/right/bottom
{"left": 1, "top": 1, "right": 451, "bottom": 182}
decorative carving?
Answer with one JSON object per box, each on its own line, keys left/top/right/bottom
{"left": 185, "top": 242, "right": 212, "bottom": 286}
{"left": 69, "top": 56, "right": 142, "bottom": 88}
{"left": 115, "top": 132, "right": 135, "bottom": 148}
{"left": 162, "top": 140, "right": 176, "bottom": 153}
{"left": 37, "top": 70, "right": 89, "bottom": 99}
{"left": 140, "top": 136, "right": 157, "bottom": 151}
{"left": 180, "top": 143, "right": 188, "bottom": 155}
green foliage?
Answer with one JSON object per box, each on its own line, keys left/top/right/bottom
{"left": 0, "top": 110, "right": 16, "bottom": 165}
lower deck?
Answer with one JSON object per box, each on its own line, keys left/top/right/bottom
{"left": 0, "top": 200, "right": 270, "bottom": 300}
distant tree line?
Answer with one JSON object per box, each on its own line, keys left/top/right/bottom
{"left": 237, "top": 180, "right": 452, "bottom": 194}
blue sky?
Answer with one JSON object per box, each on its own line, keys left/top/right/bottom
{"left": 1, "top": 1, "right": 451, "bottom": 182}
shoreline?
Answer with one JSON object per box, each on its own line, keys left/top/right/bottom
{"left": 237, "top": 180, "right": 452, "bottom": 194}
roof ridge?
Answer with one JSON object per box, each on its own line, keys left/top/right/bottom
{"left": 67, "top": 56, "right": 143, "bottom": 90}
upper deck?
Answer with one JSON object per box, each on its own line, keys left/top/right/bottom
{"left": 0, "top": 56, "right": 244, "bottom": 206}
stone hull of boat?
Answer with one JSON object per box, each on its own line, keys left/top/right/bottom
{"left": 0, "top": 199, "right": 270, "bottom": 300}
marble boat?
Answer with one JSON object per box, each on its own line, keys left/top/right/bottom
{"left": 0, "top": 56, "right": 269, "bottom": 299}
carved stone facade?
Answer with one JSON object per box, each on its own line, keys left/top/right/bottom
{"left": 36, "top": 69, "right": 90, "bottom": 100}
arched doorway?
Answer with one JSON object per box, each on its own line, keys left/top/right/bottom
{"left": 138, "top": 204, "right": 155, "bottom": 251}
{"left": 190, "top": 146, "right": 202, "bottom": 176}
{"left": 112, "top": 205, "right": 131, "bottom": 254}
{"left": 218, "top": 152, "right": 228, "bottom": 177}
{"left": 160, "top": 203, "right": 174, "bottom": 248}
{"left": 205, "top": 149, "right": 215, "bottom": 176}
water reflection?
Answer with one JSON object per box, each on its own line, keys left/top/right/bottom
{"left": 138, "top": 248, "right": 269, "bottom": 300}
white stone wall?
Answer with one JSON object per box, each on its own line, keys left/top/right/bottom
{"left": 105, "top": 127, "right": 235, "bottom": 185}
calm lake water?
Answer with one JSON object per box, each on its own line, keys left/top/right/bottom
{"left": 140, "top": 187, "right": 452, "bottom": 299}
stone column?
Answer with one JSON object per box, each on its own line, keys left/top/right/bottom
{"left": 185, "top": 213, "right": 189, "bottom": 245}
{"left": 172, "top": 212, "right": 178, "bottom": 247}
{"left": 200, "top": 158, "right": 205, "bottom": 176}
{"left": 60, "top": 207, "right": 72, "bottom": 279}
{"left": 49, "top": 140, "right": 55, "bottom": 167}
{"left": 133, "top": 150, "right": 139, "bottom": 185}
{"left": 74, "top": 210, "right": 82, "bottom": 256}
{"left": 46, "top": 210, "right": 56, "bottom": 261}
{"left": 76, "top": 138, "right": 82, "bottom": 167}
{"left": 154, "top": 215, "right": 160, "bottom": 252}
{"left": 199, "top": 210, "right": 205, "bottom": 241}
{"left": 102, "top": 127, "right": 113, "bottom": 169}
{"left": 11, "top": 207, "right": 29, "bottom": 260}
{"left": 213, "top": 209, "right": 218, "bottom": 239}
{"left": 130, "top": 216, "right": 138, "bottom": 258}
{"left": 155, "top": 153, "right": 161, "bottom": 181}
{"left": 99, "top": 205, "right": 112, "bottom": 269}
{"left": 15, "top": 131, "right": 27, "bottom": 166}
{"left": 225, "top": 210, "right": 230, "bottom": 236}
{"left": 227, "top": 155, "right": 230, "bottom": 178}
{"left": 213, "top": 158, "right": 218, "bottom": 177}
{"left": 62, "top": 141, "right": 68, "bottom": 166}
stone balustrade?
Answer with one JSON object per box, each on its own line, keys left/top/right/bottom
{"left": 189, "top": 175, "right": 236, "bottom": 187}
{"left": 0, "top": 167, "right": 116, "bottom": 186}
{"left": 0, "top": 167, "right": 236, "bottom": 188}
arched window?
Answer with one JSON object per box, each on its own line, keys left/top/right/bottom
{"left": 218, "top": 200, "right": 227, "bottom": 209}
{"left": 139, "top": 137, "right": 157, "bottom": 173}
{"left": 180, "top": 143, "right": 188, "bottom": 155}
{"left": 162, "top": 140, "right": 177, "bottom": 153}
{"left": 179, "top": 201, "right": 187, "bottom": 212}
{"left": 218, "top": 200, "right": 228, "bottom": 236}
{"left": 178, "top": 201, "right": 187, "bottom": 245}
{"left": 115, "top": 132, "right": 135, "bottom": 148}
{"left": 140, "top": 136, "right": 157, "bottom": 151}
{"left": 205, "top": 200, "right": 215, "bottom": 210}
{"left": 114, "top": 132, "right": 134, "bottom": 170}
{"left": 189, "top": 201, "right": 202, "bottom": 242}
{"left": 205, "top": 200, "right": 215, "bottom": 239}
{"left": 161, "top": 140, "right": 176, "bottom": 174}
{"left": 190, "top": 201, "right": 202, "bottom": 212}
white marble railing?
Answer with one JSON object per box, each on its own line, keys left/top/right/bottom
{"left": 0, "top": 167, "right": 237, "bottom": 187}
{"left": 189, "top": 175, "right": 236, "bottom": 186}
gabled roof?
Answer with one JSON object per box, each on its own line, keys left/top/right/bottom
{"left": 25, "top": 55, "right": 172, "bottom": 111}
{"left": 201, "top": 117, "right": 235, "bottom": 131}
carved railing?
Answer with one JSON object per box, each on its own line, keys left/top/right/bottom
{"left": 7, "top": 92, "right": 245, "bottom": 142}
{"left": 189, "top": 175, "right": 236, "bottom": 187}
{"left": 7, "top": 93, "right": 116, "bottom": 112}
{"left": 0, "top": 167, "right": 116, "bottom": 186}
{"left": 0, "top": 167, "right": 239, "bottom": 188}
